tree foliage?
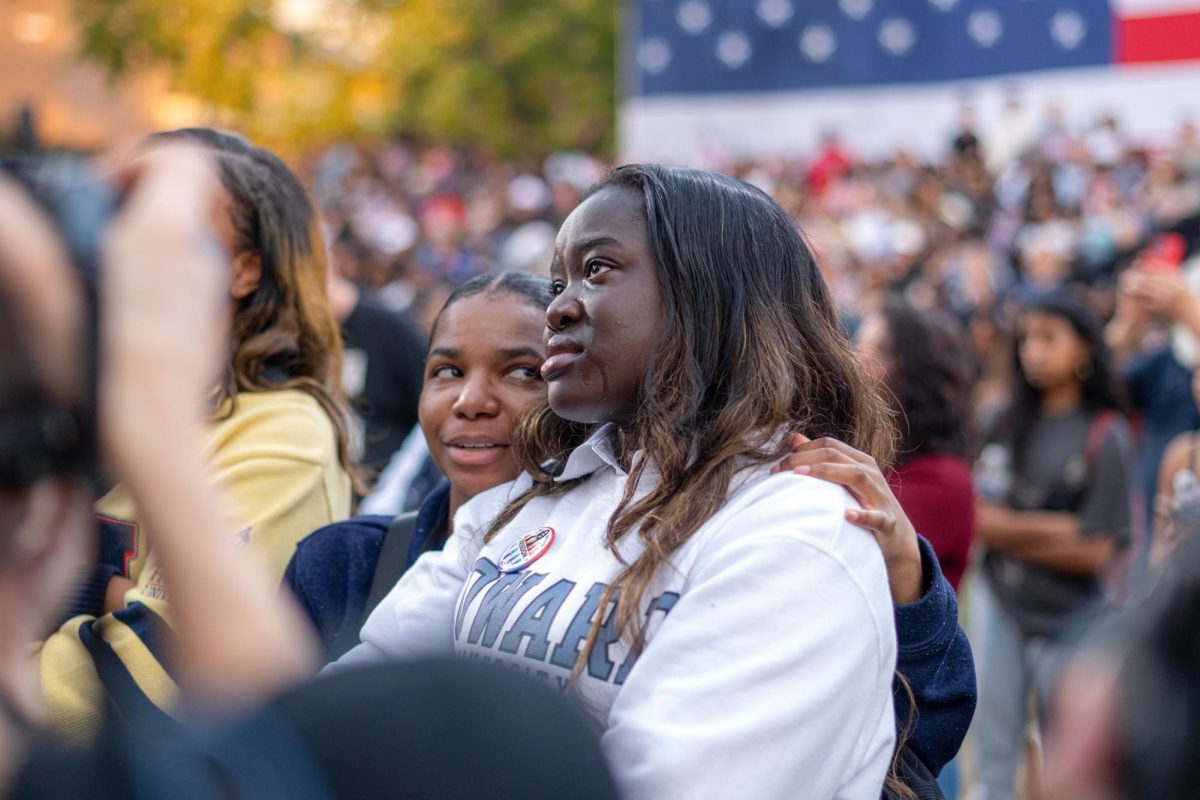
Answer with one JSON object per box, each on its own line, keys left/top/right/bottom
{"left": 73, "top": 0, "right": 616, "bottom": 156}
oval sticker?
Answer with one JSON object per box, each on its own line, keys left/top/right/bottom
{"left": 498, "top": 527, "right": 556, "bottom": 573}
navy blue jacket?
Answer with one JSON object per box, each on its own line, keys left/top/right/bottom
{"left": 284, "top": 482, "right": 449, "bottom": 652}
{"left": 893, "top": 535, "right": 977, "bottom": 774}
{"left": 284, "top": 481, "right": 976, "bottom": 776}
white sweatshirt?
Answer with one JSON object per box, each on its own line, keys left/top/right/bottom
{"left": 332, "top": 425, "right": 897, "bottom": 800}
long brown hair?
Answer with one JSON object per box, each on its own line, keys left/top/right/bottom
{"left": 146, "top": 129, "right": 359, "bottom": 487}
{"left": 486, "top": 164, "right": 894, "bottom": 664}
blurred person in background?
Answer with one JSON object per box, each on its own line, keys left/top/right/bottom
{"left": 945, "top": 107, "right": 994, "bottom": 227}
{"left": 39, "top": 129, "right": 355, "bottom": 742}
{"left": 1084, "top": 115, "right": 1127, "bottom": 172}
{"left": 966, "top": 308, "right": 1016, "bottom": 438}
{"left": 356, "top": 422, "right": 443, "bottom": 519}
{"left": 855, "top": 300, "right": 977, "bottom": 592}
{"left": 1139, "top": 154, "right": 1200, "bottom": 233}
{"left": 970, "top": 291, "right": 1133, "bottom": 800}
{"left": 1173, "top": 118, "right": 1200, "bottom": 174}
{"left": 984, "top": 95, "right": 1038, "bottom": 175}
{"left": 1149, "top": 365, "right": 1200, "bottom": 568}
{"left": 1106, "top": 244, "right": 1200, "bottom": 532}
{"left": 949, "top": 105, "right": 981, "bottom": 166}
{"left": 847, "top": 298, "right": 980, "bottom": 798}
{"left": 325, "top": 234, "right": 426, "bottom": 481}
{"left": 1011, "top": 183, "right": 1080, "bottom": 303}
{"left": 936, "top": 231, "right": 1010, "bottom": 322}
{"left": 1044, "top": 534, "right": 1200, "bottom": 800}
{"left": 806, "top": 130, "right": 854, "bottom": 197}
{"left": 1078, "top": 165, "right": 1146, "bottom": 285}
{"left": 413, "top": 195, "right": 486, "bottom": 284}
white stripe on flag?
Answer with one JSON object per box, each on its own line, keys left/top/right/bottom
{"left": 1112, "top": 0, "right": 1200, "bottom": 17}
{"left": 619, "top": 62, "right": 1200, "bottom": 165}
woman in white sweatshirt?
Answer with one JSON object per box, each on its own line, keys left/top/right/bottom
{"left": 334, "top": 165, "right": 900, "bottom": 800}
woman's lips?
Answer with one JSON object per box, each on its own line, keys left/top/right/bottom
{"left": 443, "top": 439, "right": 511, "bottom": 467}
{"left": 540, "top": 351, "right": 583, "bottom": 380}
{"left": 542, "top": 338, "right": 584, "bottom": 380}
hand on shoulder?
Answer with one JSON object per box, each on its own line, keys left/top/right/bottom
{"left": 773, "top": 434, "right": 923, "bottom": 604}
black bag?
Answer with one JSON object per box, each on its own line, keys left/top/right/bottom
{"left": 326, "top": 511, "right": 418, "bottom": 660}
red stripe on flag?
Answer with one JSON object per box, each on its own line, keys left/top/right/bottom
{"left": 1117, "top": 11, "right": 1200, "bottom": 64}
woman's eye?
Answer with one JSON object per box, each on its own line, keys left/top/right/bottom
{"left": 510, "top": 365, "right": 542, "bottom": 381}
{"left": 585, "top": 260, "right": 612, "bottom": 280}
{"left": 550, "top": 280, "right": 566, "bottom": 296}
{"left": 431, "top": 365, "right": 461, "bottom": 379}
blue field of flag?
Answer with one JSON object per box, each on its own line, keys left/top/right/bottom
{"left": 631, "top": 0, "right": 1113, "bottom": 96}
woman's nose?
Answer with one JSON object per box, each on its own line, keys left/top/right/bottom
{"left": 546, "top": 285, "right": 582, "bottom": 333}
{"left": 452, "top": 375, "right": 500, "bottom": 418}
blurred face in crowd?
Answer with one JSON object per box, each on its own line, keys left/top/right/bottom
{"left": 543, "top": 187, "right": 665, "bottom": 424}
{"left": 1028, "top": 190, "right": 1059, "bottom": 223}
{"left": 1017, "top": 310, "right": 1091, "bottom": 392}
{"left": 419, "top": 293, "right": 546, "bottom": 508}
{"left": 854, "top": 312, "right": 890, "bottom": 388}
{"left": 1024, "top": 248, "right": 1071, "bottom": 288}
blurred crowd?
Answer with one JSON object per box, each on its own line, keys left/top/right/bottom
{"left": 311, "top": 103, "right": 1200, "bottom": 335}
{"left": 305, "top": 142, "right": 606, "bottom": 332}
{"left": 314, "top": 102, "right": 1200, "bottom": 458}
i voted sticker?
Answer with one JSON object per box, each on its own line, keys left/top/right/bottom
{"left": 498, "top": 527, "right": 556, "bottom": 573}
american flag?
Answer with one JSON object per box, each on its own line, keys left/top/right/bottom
{"left": 621, "top": 0, "right": 1200, "bottom": 162}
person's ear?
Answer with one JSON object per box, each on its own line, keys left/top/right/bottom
{"left": 230, "top": 251, "right": 262, "bottom": 300}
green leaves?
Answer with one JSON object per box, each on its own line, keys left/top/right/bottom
{"left": 72, "top": 0, "right": 615, "bottom": 157}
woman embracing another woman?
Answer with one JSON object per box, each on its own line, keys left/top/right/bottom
{"left": 336, "top": 165, "right": 903, "bottom": 799}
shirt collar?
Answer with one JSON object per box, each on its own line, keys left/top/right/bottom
{"left": 554, "top": 423, "right": 625, "bottom": 482}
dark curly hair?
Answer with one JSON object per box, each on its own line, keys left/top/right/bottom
{"left": 878, "top": 300, "right": 976, "bottom": 463}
